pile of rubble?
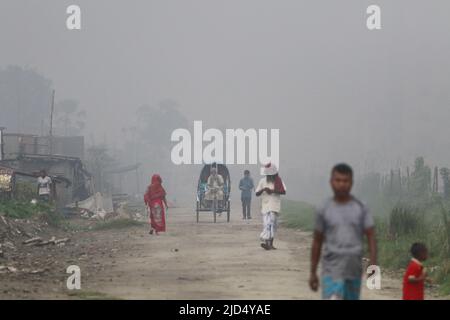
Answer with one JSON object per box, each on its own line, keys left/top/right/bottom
{"left": 65, "top": 192, "right": 141, "bottom": 221}
{"left": 64, "top": 204, "right": 133, "bottom": 221}
{"left": 0, "top": 214, "right": 71, "bottom": 274}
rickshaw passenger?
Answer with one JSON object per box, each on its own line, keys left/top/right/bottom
{"left": 205, "top": 167, "right": 224, "bottom": 201}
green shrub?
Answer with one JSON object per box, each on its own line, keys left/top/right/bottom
{"left": 14, "top": 181, "right": 37, "bottom": 201}
{"left": 0, "top": 200, "right": 52, "bottom": 219}
{"left": 92, "top": 218, "right": 144, "bottom": 231}
{"left": 388, "top": 205, "right": 426, "bottom": 239}
{"left": 39, "top": 207, "right": 62, "bottom": 227}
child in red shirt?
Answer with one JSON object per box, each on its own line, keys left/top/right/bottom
{"left": 402, "top": 243, "right": 428, "bottom": 300}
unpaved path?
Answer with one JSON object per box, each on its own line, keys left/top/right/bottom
{"left": 1, "top": 206, "right": 440, "bottom": 299}
{"left": 81, "top": 207, "right": 406, "bottom": 300}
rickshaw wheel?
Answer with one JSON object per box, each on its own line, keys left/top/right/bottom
{"left": 213, "top": 199, "right": 217, "bottom": 223}
{"left": 227, "top": 200, "right": 230, "bottom": 222}
{"left": 196, "top": 201, "right": 200, "bottom": 223}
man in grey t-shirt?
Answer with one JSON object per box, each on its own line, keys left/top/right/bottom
{"left": 309, "top": 163, "right": 377, "bottom": 300}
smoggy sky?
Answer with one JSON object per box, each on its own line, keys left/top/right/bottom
{"left": 1, "top": 0, "right": 450, "bottom": 183}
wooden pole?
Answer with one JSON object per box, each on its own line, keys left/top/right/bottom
{"left": 49, "top": 90, "right": 55, "bottom": 155}
{"left": 0, "top": 127, "right": 5, "bottom": 161}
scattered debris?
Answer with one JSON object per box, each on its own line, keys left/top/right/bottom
{"left": 91, "top": 209, "right": 108, "bottom": 220}
{"left": 0, "top": 214, "right": 73, "bottom": 278}
{"left": 23, "top": 237, "right": 43, "bottom": 245}
{"left": 7, "top": 266, "right": 17, "bottom": 273}
{"left": 28, "top": 268, "right": 47, "bottom": 274}
{"left": 36, "top": 239, "right": 53, "bottom": 246}
{"left": 3, "top": 241, "right": 16, "bottom": 250}
{"left": 115, "top": 203, "right": 132, "bottom": 220}
{"left": 0, "top": 216, "right": 8, "bottom": 226}
{"left": 54, "top": 238, "right": 70, "bottom": 245}
{"left": 0, "top": 265, "right": 18, "bottom": 273}
{"left": 33, "top": 236, "right": 70, "bottom": 247}
{"left": 66, "top": 192, "right": 114, "bottom": 220}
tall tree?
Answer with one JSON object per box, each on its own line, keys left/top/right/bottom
{"left": 122, "top": 99, "right": 191, "bottom": 197}
{"left": 0, "top": 66, "right": 52, "bottom": 134}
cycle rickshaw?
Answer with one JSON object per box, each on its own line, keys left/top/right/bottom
{"left": 195, "top": 163, "right": 231, "bottom": 223}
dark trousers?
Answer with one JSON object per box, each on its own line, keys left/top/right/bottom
{"left": 242, "top": 198, "right": 251, "bottom": 218}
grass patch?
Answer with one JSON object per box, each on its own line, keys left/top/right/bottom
{"left": 13, "top": 181, "right": 38, "bottom": 202}
{"left": 0, "top": 200, "right": 53, "bottom": 219}
{"left": 281, "top": 198, "right": 450, "bottom": 295}
{"left": 60, "top": 221, "right": 90, "bottom": 232}
{"left": 0, "top": 199, "right": 67, "bottom": 228}
{"left": 39, "top": 208, "right": 63, "bottom": 227}
{"left": 281, "top": 199, "right": 316, "bottom": 231}
{"left": 432, "top": 259, "right": 450, "bottom": 295}
{"left": 66, "top": 290, "right": 120, "bottom": 300}
{"left": 91, "top": 218, "right": 144, "bottom": 231}
{"left": 374, "top": 201, "right": 450, "bottom": 295}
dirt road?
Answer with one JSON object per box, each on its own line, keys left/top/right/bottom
{"left": 79, "top": 207, "right": 405, "bottom": 300}
{"left": 1, "top": 206, "right": 438, "bottom": 300}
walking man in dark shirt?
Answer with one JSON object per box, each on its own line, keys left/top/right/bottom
{"left": 239, "top": 170, "right": 254, "bottom": 219}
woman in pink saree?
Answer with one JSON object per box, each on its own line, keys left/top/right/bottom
{"left": 144, "top": 174, "right": 168, "bottom": 235}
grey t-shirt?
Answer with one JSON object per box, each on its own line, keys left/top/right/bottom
{"left": 314, "top": 196, "right": 374, "bottom": 279}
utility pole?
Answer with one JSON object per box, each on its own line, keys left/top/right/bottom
{"left": 134, "top": 127, "right": 140, "bottom": 195}
{"left": 49, "top": 90, "right": 55, "bottom": 155}
{"left": 0, "top": 127, "right": 5, "bottom": 161}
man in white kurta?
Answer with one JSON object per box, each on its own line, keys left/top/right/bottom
{"left": 255, "top": 163, "right": 286, "bottom": 250}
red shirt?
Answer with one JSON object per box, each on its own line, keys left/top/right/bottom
{"left": 402, "top": 258, "right": 425, "bottom": 300}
